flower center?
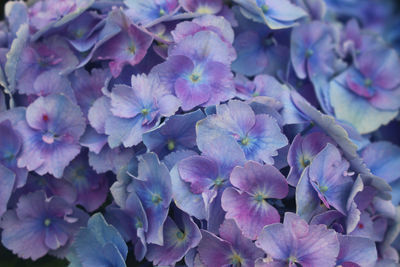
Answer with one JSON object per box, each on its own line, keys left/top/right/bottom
{"left": 128, "top": 44, "right": 136, "bottom": 54}
{"left": 364, "top": 78, "right": 372, "bottom": 87}
{"left": 261, "top": 4, "right": 269, "bottom": 13}
{"left": 135, "top": 219, "right": 143, "bottom": 229}
{"left": 241, "top": 137, "right": 250, "bottom": 146}
{"left": 300, "top": 156, "right": 311, "bottom": 168}
{"left": 231, "top": 253, "right": 242, "bottom": 265}
{"left": 176, "top": 231, "right": 186, "bottom": 240}
{"left": 214, "top": 177, "right": 224, "bottom": 187}
{"left": 141, "top": 108, "right": 149, "bottom": 116}
{"left": 319, "top": 185, "right": 328, "bottom": 193}
{"left": 151, "top": 194, "right": 162, "bottom": 204}
{"left": 167, "top": 140, "right": 175, "bottom": 151}
{"left": 190, "top": 73, "right": 201, "bottom": 83}
{"left": 254, "top": 193, "right": 265, "bottom": 203}
{"left": 288, "top": 256, "right": 297, "bottom": 265}
{"left": 306, "top": 49, "right": 314, "bottom": 58}
{"left": 44, "top": 218, "right": 52, "bottom": 227}
{"left": 159, "top": 8, "right": 166, "bottom": 16}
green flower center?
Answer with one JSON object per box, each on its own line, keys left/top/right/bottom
{"left": 190, "top": 73, "right": 200, "bottom": 83}
{"left": 159, "top": 8, "right": 166, "bottom": 16}
{"left": 231, "top": 253, "right": 242, "bottom": 265}
{"left": 300, "top": 157, "right": 311, "bottom": 168}
{"left": 44, "top": 218, "right": 52, "bottom": 227}
{"left": 241, "top": 137, "right": 250, "bottom": 146}
{"left": 151, "top": 194, "right": 162, "bottom": 204}
{"left": 135, "top": 219, "right": 143, "bottom": 229}
{"left": 141, "top": 108, "right": 149, "bottom": 116}
{"left": 364, "top": 78, "right": 372, "bottom": 87}
{"left": 128, "top": 44, "right": 136, "bottom": 54}
{"left": 319, "top": 185, "right": 328, "bottom": 193}
{"left": 176, "top": 231, "right": 186, "bottom": 240}
{"left": 261, "top": 4, "right": 269, "bottom": 13}
{"left": 167, "top": 140, "right": 175, "bottom": 151}
{"left": 306, "top": 49, "right": 314, "bottom": 58}
{"left": 254, "top": 193, "right": 265, "bottom": 203}
{"left": 214, "top": 177, "right": 224, "bottom": 187}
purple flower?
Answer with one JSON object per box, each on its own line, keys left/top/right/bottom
{"left": 146, "top": 213, "right": 201, "bottom": 265}
{"left": 125, "top": 0, "right": 179, "bottom": 26}
{"left": 291, "top": 21, "right": 339, "bottom": 80}
{"left": 361, "top": 141, "right": 400, "bottom": 184}
{"left": 143, "top": 109, "right": 205, "bottom": 158}
{"left": 180, "top": 0, "right": 223, "bottom": 14}
{"left": 16, "top": 94, "right": 86, "bottom": 178}
{"left": 221, "top": 161, "right": 288, "bottom": 240}
{"left": 255, "top": 212, "right": 340, "bottom": 267}
{"left": 128, "top": 153, "right": 172, "bottom": 245}
{"left": 28, "top": 0, "right": 94, "bottom": 32}
{"left": 105, "top": 73, "right": 180, "bottom": 148}
{"left": 71, "top": 68, "right": 111, "bottom": 118}
{"left": 337, "top": 233, "right": 377, "bottom": 267}
{"left": 197, "top": 100, "right": 287, "bottom": 164}
{"left": 231, "top": 10, "right": 290, "bottom": 76}
{"left": 178, "top": 135, "right": 245, "bottom": 232}
{"left": 151, "top": 30, "right": 235, "bottom": 111}
{"left": 198, "top": 219, "right": 264, "bottom": 266}
{"left": 330, "top": 69, "right": 399, "bottom": 134}
{"left": 71, "top": 213, "right": 128, "bottom": 267}
{"left": 1, "top": 191, "right": 88, "bottom": 260}
{"left": 16, "top": 37, "right": 78, "bottom": 96}
{"left": 296, "top": 144, "right": 354, "bottom": 219}
{"left": 345, "top": 48, "right": 400, "bottom": 110}
{"left": 92, "top": 9, "right": 154, "bottom": 77}
{"left": 63, "top": 152, "right": 109, "bottom": 212}
{"left": 172, "top": 14, "right": 234, "bottom": 45}
{"left": 287, "top": 132, "right": 334, "bottom": 186}
{"left": 234, "top": 0, "right": 307, "bottom": 29}
{"left": 0, "top": 118, "right": 28, "bottom": 188}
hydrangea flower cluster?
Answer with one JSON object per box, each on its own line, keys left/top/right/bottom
{"left": 0, "top": 0, "right": 400, "bottom": 266}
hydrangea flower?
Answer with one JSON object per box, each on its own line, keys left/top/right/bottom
{"left": 178, "top": 135, "right": 245, "bottom": 232}
{"left": 255, "top": 212, "right": 340, "bottom": 266}
{"left": 291, "top": 21, "right": 341, "bottom": 81}
{"left": 127, "top": 153, "right": 172, "bottom": 245}
{"left": 151, "top": 30, "right": 235, "bottom": 111}
{"left": 92, "top": 9, "right": 154, "bottom": 77}
{"left": 16, "top": 37, "right": 78, "bottom": 95}
{"left": 287, "top": 132, "right": 333, "bottom": 186}
{"left": 330, "top": 47, "right": 400, "bottom": 133}
{"left": 0, "top": 119, "right": 27, "bottom": 216}
{"left": 124, "top": 0, "right": 179, "bottom": 26}
{"left": 296, "top": 144, "right": 354, "bottom": 219}
{"left": 70, "top": 68, "right": 110, "bottom": 117}
{"left": 105, "top": 73, "right": 180, "bottom": 148}
{"left": 63, "top": 152, "right": 109, "bottom": 212}
{"left": 180, "top": 0, "right": 223, "bottom": 14}
{"left": 231, "top": 9, "right": 290, "bottom": 76}
{"left": 1, "top": 191, "right": 88, "bottom": 260}
{"left": 28, "top": 0, "right": 94, "bottom": 33}
{"left": 146, "top": 212, "right": 201, "bottom": 265}
{"left": 234, "top": 0, "right": 307, "bottom": 29}
{"left": 143, "top": 109, "right": 205, "bottom": 158}
{"left": 16, "top": 94, "right": 86, "bottom": 178}
{"left": 221, "top": 161, "right": 288, "bottom": 240}
{"left": 197, "top": 100, "right": 288, "bottom": 164}
{"left": 71, "top": 213, "right": 128, "bottom": 267}
{"left": 198, "top": 219, "right": 264, "bottom": 266}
